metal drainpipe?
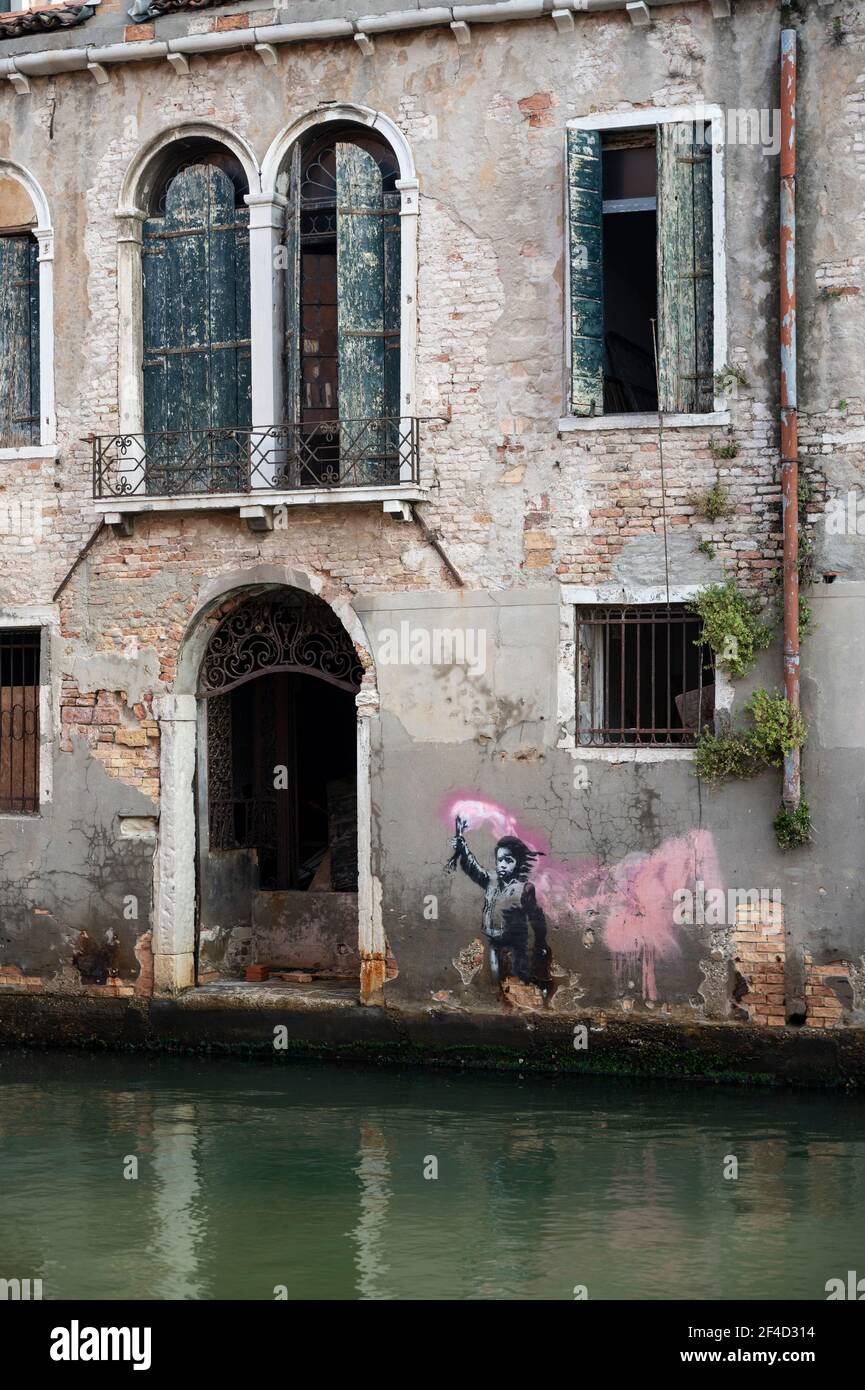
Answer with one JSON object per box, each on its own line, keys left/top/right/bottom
{"left": 780, "top": 28, "right": 800, "bottom": 811}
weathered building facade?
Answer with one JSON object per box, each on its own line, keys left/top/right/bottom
{"left": 0, "top": 0, "right": 863, "bottom": 1053}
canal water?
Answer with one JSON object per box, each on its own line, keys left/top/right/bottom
{"left": 0, "top": 1050, "right": 863, "bottom": 1301}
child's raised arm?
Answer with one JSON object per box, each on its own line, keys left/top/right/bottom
{"left": 446, "top": 817, "right": 490, "bottom": 889}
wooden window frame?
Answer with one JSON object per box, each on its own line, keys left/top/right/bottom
{"left": 563, "top": 105, "right": 728, "bottom": 428}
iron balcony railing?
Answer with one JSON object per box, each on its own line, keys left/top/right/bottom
{"left": 92, "top": 417, "right": 421, "bottom": 499}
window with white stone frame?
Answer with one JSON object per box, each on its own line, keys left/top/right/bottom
{"left": 557, "top": 587, "right": 733, "bottom": 757}
{"left": 565, "top": 107, "right": 727, "bottom": 422}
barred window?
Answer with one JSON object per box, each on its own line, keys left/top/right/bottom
{"left": 576, "top": 605, "right": 714, "bottom": 746}
{"left": 0, "top": 629, "right": 40, "bottom": 814}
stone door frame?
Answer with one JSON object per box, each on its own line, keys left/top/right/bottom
{"left": 151, "top": 564, "right": 383, "bottom": 1001}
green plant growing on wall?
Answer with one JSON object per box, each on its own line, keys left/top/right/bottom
{"left": 708, "top": 437, "right": 739, "bottom": 461}
{"left": 773, "top": 797, "right": 813, "bottom": 849}
{"left": 694, "top": 690, "right": 807, "bottom": 786}
{"left": 694, "top": 731, "right": 765, "bottom": 784}
{"left": 688, "top": 580, "right": 773, "bottom": 680}
{"left": 745, "top": 688, "right": 808, "bottom": 764}
{"left": 837, "top": 400, "right": 847, "bottom": 413}
{"left": 714, "top": 362, "right": 749, "bottom": 396}
{"left": 696, "top": 539, "right": 716, "bottom": 559}
{"left": 690, "top": 477, "right": 731, "bottom": 522}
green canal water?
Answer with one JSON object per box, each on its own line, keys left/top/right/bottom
{"left": 0, "top": 1051, "right": 863, "bottom": 1301}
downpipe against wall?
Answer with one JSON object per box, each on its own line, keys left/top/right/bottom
{"left": 780, "top": 28, "right": 800, "bottom": 813}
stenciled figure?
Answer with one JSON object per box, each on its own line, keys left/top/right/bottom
{"left": 447, "top": 816, "right": 551, "bottom": 988}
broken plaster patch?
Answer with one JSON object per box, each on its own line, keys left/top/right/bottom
{"left": 452, "top": 936, "right": 484, "bottom": 986}
{"left": 66, "top": 649, "right": 162, "bottom": 705}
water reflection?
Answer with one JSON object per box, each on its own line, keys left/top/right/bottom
{"left": 0, "top": 1052, "right": 863, "bottom": 1300}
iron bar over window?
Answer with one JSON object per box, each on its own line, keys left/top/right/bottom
{"left": 576, "top": 605, "right": 714, "bottom": 746}
{"left": 0, "top": 629, "right": 40, "bottom": 814}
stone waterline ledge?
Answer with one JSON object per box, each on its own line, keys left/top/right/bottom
{"left": 1, "top": 990, "right": 864, "bottom": 1089}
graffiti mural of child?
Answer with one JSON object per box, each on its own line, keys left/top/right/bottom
{"left": 447, "top": 816, "right": 552, "bottom": 990}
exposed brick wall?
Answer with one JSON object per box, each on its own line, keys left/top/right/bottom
{"left": 731, "top": 899, "right": 786, "bottom": 1028}
{"left": 60, "top": 682, "right": 159, "bottom": 801}
{"left": 803, "top": 953, "right": 850, "bottom": 1029}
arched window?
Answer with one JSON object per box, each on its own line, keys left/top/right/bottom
{"left": 0, "top": 174, "right": 40, "bottom": 448}
{"left": 141, "top": 139, "right": 251, "bottom": 489}
{"left": 282, "top": 125, "right": 401, "bottom": 485}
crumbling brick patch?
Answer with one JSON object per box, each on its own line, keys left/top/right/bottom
{"left": 523, "top": 492, "right": 555, "bottom": 571}
{"left": 803, "top": 953, "right": 852, "bottom": 1029}
{"left": 0, "top": 963, "right": 135, "bottom": 998}
{"left": 517, "top": 92, "right": 557, "bottom": 128}
{"left": 731, "top": 898, "right": 786, "bottom": 1027}
{"left": 60, "top": 682, "right": 159, "bottom": 802}
{"left": 0, "top": 964, "right": 45, "bottom": 992}
{"left": 732, "top": 899, "right": 854, "bottom": 1029}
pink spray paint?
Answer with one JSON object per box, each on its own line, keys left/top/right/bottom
{"left": 442, "top": 793, "right": 721, "bottom": 1001}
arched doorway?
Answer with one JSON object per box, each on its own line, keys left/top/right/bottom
{"left": 196, "top": 588, "right": 363, "bottom": 985}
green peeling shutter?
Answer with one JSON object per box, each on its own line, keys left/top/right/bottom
{"left": 567, "top": 128, "right": 604, "bottom": 417}
{"left": 336, "top": 142, "right": 389, "bottom": 483}
{"left": 143, "top": 163, "right": 250, "bottom": 490}
{"left": 657, "top": 122, "right": 714, "bottom": 414}
{"left": 0, "top": 235, "right": 40, "bottom": 447}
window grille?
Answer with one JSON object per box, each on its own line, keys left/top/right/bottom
{"left": 576, "top": 605, "right": 714, "bottom": 746}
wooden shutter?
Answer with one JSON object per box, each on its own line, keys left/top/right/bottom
{"left": 0, "top": 235, "right": 40, "bottom": 447}
{"left": 336, "top": 143, "right": 387, "bottom": 482}
{"left": 657, "top": 122, "right": 714, "bottom": 413}
{"left": 0, "top": 631, "right": 39, "bottom": 816}
{"left": 567, "top": 128, "right": 604, "bottom": 417}
{"left": 143, "top": 164, "right": 251, "bottom": 487}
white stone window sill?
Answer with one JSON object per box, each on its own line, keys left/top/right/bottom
{"left": 558, "top": 411, "right": 731, "bottom": 433}
{"left": 0, "top": 445, "right": 58, "bottom": 461}
{"left": 564, "top": 745, "right": 697, "bottom": 762}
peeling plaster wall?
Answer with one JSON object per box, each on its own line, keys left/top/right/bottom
{"left": 0, "top": 740, "right": 154, "bottom": 988}
{"left": 0, "top": 2, "right": 863, "bottom": 1022}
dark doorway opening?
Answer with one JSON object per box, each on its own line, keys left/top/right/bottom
{"left": 228, "top": 672, "right": 356, "bottom": 890}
